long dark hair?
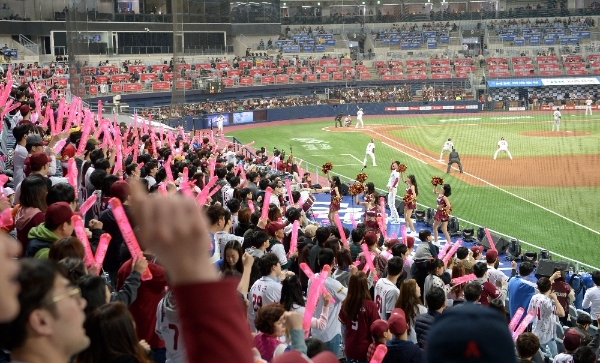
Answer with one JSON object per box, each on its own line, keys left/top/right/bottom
{"left": 280, "top": 275, "right": 305, "bottom": 311}
{"left": 395, "top": 279, "right": 422, "bottom": 325}
{"left": 19, "top": 174, "right": 48, "bottom": 211}
{"left": 221, "top": 240, "right": 244, "bottom": 274}
{"left": 332, "top": 175, "right": 341, "bottom": 188}
{"left": 408, "top": 174, "right": 418, "bottom": 196}
{"left": 341, "top": 272, "right": 371, "bottom": 320}
{"left": 75, "top": 302, "right": 152, "bottom": 363}
{"left": 426, "top": 258, "right": 445, "bottom": 275}
{"left": 77, "top": 275, "right": 109, "bottom": 316}
{"left": 442, "top": 183, "right": 451, "bottom": 197}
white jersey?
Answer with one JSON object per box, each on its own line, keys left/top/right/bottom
{"left": 554, "top": 110, "right": 562, "bottom": 120}
{"left": 443, "top": 140, "right": 454, "bottom": 150}
{"left": 366, "top": 142, "right": 375, "bottom": 153}
{"left": 247, "top": 276, "right": 282, "bottom": 332}
{"left": 486, "top": 266, "right": 508, "bottom": 287}
{"left": 527, "top": 293, "right": 557, "bottom": 344}
{"left": 156, "top": 293, "right": 186, "bottom": 363}
{"left": 357, "top": 110, "right": 364, "bottom": 119}
{"left": 217, "top": 115, "right": 225, "bottom": 127}
{"left": 309, "top": 275, "right": 348, "bottom": 343}
{"left": 374, "top": 278, "right": 400, "bottom": 319}
{"left": 498, "top": 140, "right": 508, "bottom": 149}
{"left": 387, "top": 170, "right": 400, "bottom": 189}
{"left": 553, "top": 353, "right": 574, "bottom": 363}
{"left": 586, "top": 99, "right": 593, "bottom": 106}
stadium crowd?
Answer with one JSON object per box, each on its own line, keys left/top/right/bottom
{"left": 0, "top": 74, "right": 598, "bottom": 363}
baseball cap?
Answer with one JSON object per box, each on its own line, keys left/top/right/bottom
{"left": 267, "top": 221, "right": 286, "bottom": 235}
{"left": 19, "top": 104, "right": 30, "bottom": 117}
{"left": 426, "top": 304, "right": 516, "bottom": 363}
{"left": 388, "top": 308, "right": 407, "bottom": 335}
{"left": 563, "top": 329, "right": 582, "bottom": 351}
{"left": 363, "top": 230, "right": 378, "bottom": 246}
{"left": 46, "top": 202, "right": 74, "bottom": 227}
{"left": 110, "top": 181, "right": 131, "bottom": 202}
{"left": 471, "top": 245, "right": 483, "bottom": 255}
{"left": 26, "top": 134, "right": 47, "bottom": 146}
{"left": 272, "top": 350, "right": 338, "bottom": 363}
{"left": 387, "top": 238, "right": 400, "bottom": 248}
{"left": 405, "top": 236, "right": 415, "bottom": 249}
{"left": 28, "top": 152, "right": 51, "bottom": 171}
{"left": 485, "top": 249, "right": 499, "bottom": 263}
{"left": 370, "top": 319, "right": 389, "bottom": 337}
{"left": 3, "top": 187, "right": 14, "bottom": 197}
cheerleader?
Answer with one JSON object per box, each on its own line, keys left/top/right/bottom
{"left": 327, "top": 172, "right": 341, "bottom": 226}
{"left": 432, "top": 183, "right": 452, "bottom": 244}
{"left": 401, "top": 172, "right": 418, "bottom": 234}
{"left": 355, "top": 182, "right": 379, "bottom": 231}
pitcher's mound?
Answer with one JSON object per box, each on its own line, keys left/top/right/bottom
{"left": 521, "top": 130, "right": 591, "bottom": 137}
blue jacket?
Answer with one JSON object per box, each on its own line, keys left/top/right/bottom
{"left": 382, "top": 338, "right": 424, "bottom": 363}
{"left": 508, "top": 275, "right": 537, "bottom": 318}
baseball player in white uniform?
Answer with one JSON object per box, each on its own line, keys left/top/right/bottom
{"left": 247, "top": 255, "right": 282, "bottom": 332}
{"left": 355, "top": 108, "right": 364, "bottom": 128}
{"left": 552, "top": 108, "right": 561, "bottom": 131}
{"left": 216, "top": 114, "right": 225, "bottom": 135}
{"left": 387, "top": 161, "right": 401, "bottom": 223}
{"left": 440, "top": 138, "right": 454, "bottom": 161}
{"left": 363, "top": 138, "right": 377, "bottom": 168}
{"left": 585, "top": 96, "right": 593, "bottom": 116}
{"left": 493, "top": 137, "right": 513, "bottom": 160}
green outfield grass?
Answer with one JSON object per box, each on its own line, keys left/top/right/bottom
{"left": 230, "top": 113, "right": 600, "bottom": 267}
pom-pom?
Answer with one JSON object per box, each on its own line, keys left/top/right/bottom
{"left": 349, "top": 182, "right": 365, "bottom": 196}
{"left": 355, "top": 172, "right": 368, "bottom": 183}
{"left": 321, "top": 162, "right": 333, "bottom": 174}
{"left": 402, "top": 193, "right": 416, "bottom": 204}
{"left": 431, "top": 176, "right": 444, "bottom": 186}
{"left": 398, "top": 163, "right": 407, "bottom": 172}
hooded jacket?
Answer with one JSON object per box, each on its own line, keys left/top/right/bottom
{"left": 26, "top": 223, "right": 58, "bottom": 258}
{"left": 15, "top": 206, "right": 45, "bottom": 251}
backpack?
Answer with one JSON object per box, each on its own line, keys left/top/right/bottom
{"left": 567, "top": 272, "right": 586, "bottom": 309}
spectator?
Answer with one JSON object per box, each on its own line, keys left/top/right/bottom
{"left": 349, "top": 227, "right": 365, "bottom": 260}
{"left": 155, "top": 290, "right": 185, "bottom": 363}
{"left": 280, "top": 275, "right": 329, "bottom": 329}
{"left": 310, "top": 248, "right": 348, "bottom": 356}
{"left": 572, "top": 314, "right": 593, "bottom": 346}
{"left": 412, "top": 229, "right": 439, "bottom": 293}
{"left": 0, "top": 259, "right": 89, "bottom": 362}
{"left": 11, "top": 123, "right": 32, "bottom": 187}
{"left": 247, "top": 253, "right": 283, "bottom": 333}
{"left": 0, "top": 229, "right": 21, "bottom": 322}
{"left": 48, "top": 236, "right": 85, "bottom": 261}
{"left": 454, "top": 246, "right": 475, "bottom": 274}
{"left": 582, "top": 270, "right": 600, "bottom": 327}
{"left": 426, "top": 303, "right": 516, "bottom": 363}
{"left": 508, "top": 261, "right": 538, "bottom": 318}
{"left": 463, "top": 281, "right": 483, "bottom": 304}
{"left": 485, "top": 249, "right": 510, "bottom": 287}
{"left": 74, "top": 302, "right": 153, "bottom": 363}
{"left": 423, "top": 258, "right": 450, "bottom": 304}
{"left": 15, "top": 174, "right": 48, "bottom": 250}
{"left": 374, "top": 256, "right": 402, "bottom": 319}
{"left": 215, "top": 209, "right": 244, "bottom": 260}
{"left": 356, "top": 230, "right": 387, "bottom": 278}
{"left": 267, "top": 220, "right": 294, "bottom": 269}
{"left": 572, "top": 346, "right": 596, "bottom": 363}
{"left": 339, "top": 271, "right": 380, "bottom": 362}
{"left": 368, "top": 319, "right": 391, "bottom": 361}
{"left": 554, "top": 329, "right": 582, "bottom": 363}
{"left": 25, "top": 202, "right": 74, "bottom": 258}
{"left": 253, "top": 303, "right": 288, "bottom": 361}
{"left": 382, "top": 308, "right": 424, "bottom": 363}
{"left": 552, "top": 270, "right": 575, "bottom": 327}
{"left": 472, "top": 261, "right": 505, "bottom": 306}
{"left": 219, "top": 240, "right": 245, "bottom": 275}
{"left": 308, "top": 226, "right": 332, "bottom": 272}
{"left": 395, "top": 278, "right": 427, "bottom": 344}
{"left": 414, "top": 286, "right": 446, "bottom": 349}
{"left": 516, "top": 332, "right": 540, "bottom": 362}
{"left": 527, "top": 276, "right": 565, "bottom": 357}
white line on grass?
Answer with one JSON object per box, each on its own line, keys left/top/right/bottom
{"left": 372, "top": 130, "right": 600, "bottom": 237}
{"left": 341, "top": 154, "right": 364, "bottom": 163}
{"left": 382, "top": 142, "right": 428, "bottom": 164}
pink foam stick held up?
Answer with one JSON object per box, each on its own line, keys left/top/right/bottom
{"left": 108, "top": 198, "right": 153, "bottom": 280}
{"left": 438, "top": 242, "right": 451, "bottom": 260}
{"left": 289, "top": 220, "right": 299, "bottom": 257}
{"left": 79, "top": 194, "right": 98, "bottom": 216}
{"left": 369, "top": 344, "right": 388, "bottom": 363}
{"left": 361, "top": 244, "right": 378, "bottom": 281}
{"left": 350, "top": 213, "right": 357, "bottom": 228}
{"left": 512, "top": 311, "right": 536, "bottom": 340}
{"left": 509, "top": 307, "right": 525, "bottom": 333}
{"left": 261, "top": 187, "right": 272, "bottom": 220}
{"left": 303, "top": 272, "right": 325, "bottom": 335}
{"left": 247, "top": 199, "right": 255, "bottom": 213}
{"left": 195, "top": 176, "right": 217, "bottom": 206}
{"left": 67, "top": 158, "right": 78, "bottom": 199}
{"left": 401, "top": 225, "right": 407, "bottom": 244}
{"left": 377, "top": 216, "right": 388, "bottom": 239}
{"left": 285, "top": 178, "right": 294, "bottom": 205}
{"left": 52, "top": 139, "right": 67, "bottom": 155}
{"left": 299, "top": 262, "right": 315, "bottom": 280}
{"left": 442, "top": 239, "right": 463, "bottom": 264}
{"left": 333, "top": 214, "right": 348, "bottom": 247}
{"left": 71, "top": 215, "right": 94, "bottom": 266}
{"left": 450, "top": 273, "right": 476, "bottom": 285}
{"left": 484, "top": 227, "right": 497, "bottom": 251}
{"left": 93, "top": 233, "right": 112, "bottom": 274}
{"left": 206, "top": 185, "right": 222, "bottom": 199}
{"left": 164, "top": 155, "right": 174, "bottom": 182}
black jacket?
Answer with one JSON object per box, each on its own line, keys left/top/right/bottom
{"left": 414, "top": 309, "right": 442, "bottom": 349}
{"left": 99, "top": 204, "right": 134, "bottom": 273}
{"left": 382, "top": 338, "right": 424, "bottom": 363}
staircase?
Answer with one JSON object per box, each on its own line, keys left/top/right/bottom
{"left": 18, "top": 35, "right": 39, "bottom": 56}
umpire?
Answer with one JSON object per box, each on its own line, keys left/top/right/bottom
{"left": 334, "top": 111, "right": 343, "bottom": 127}
{"left": 447, "top": 147, "right": 463, "bottom": 173}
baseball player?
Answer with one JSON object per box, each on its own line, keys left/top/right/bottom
{"left": 585, "top": 96, "right": 593, "bottom": 116}
{"left": 552, "top": 107, "right": 561, "bottom": 131}
{"left": 493, "top": 137, "right": 513, "bottom": 160}
{"left": 439, "top": 138, "right": 454, "bottom": 161}
{"left": 216, "top": 114, "right": 225, "bottom": 136}
{"left": 387, "top": 161, "right": 401, "bottom": 223}
{"left": 363, "top": 138, "right": 377, "bottom": 168}
{"left": 355, "top": 107, "right": 364, "bottom": 128}
{"left": 344, "top": 114, "right": 351, "bottom": 128}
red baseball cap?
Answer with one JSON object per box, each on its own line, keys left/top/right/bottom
{"left": 272, "top": 350, "right": 338, "bottom": 363}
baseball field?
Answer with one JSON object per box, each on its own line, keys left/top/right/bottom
{"left": 227, "top": 110, "right": 600, "bottom": 267}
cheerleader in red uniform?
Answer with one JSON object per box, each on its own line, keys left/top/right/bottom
{"left": 401, "top": 172, "right": 418, "bottom": 234}
{"left": 433, "top": 183, "right": 452, "bottom": 243}
{"left": 354, "top": 182, "right": 379, "bottom": 231}
{"left": 327, "top": 172, "right": 342, "bottom": 226}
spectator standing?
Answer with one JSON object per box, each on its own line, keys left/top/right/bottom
{"left": 247, "top": 253, "right": 283, "bottom": 333}
{"left": 414, "top": 286, "right": 446, "bottom": 349}
{"left": 527, "top": 277, "right": 565, "bottom": 357}
{"left": 582, "top": 270, "right": 600, "bottom": 326}
{"left": 382, "top": 308, "right": 424, "bottom": 363}
{"left": 374, "top": 256, "right": 402, "bottom": 319}
{"left": 508, "top": 261, "right": 538, "bottom": 318}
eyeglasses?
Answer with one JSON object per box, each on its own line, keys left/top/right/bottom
{"left": 50, "top": 286, "right": 82, "bottom": 304}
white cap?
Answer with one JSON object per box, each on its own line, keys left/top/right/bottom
{"left": 4, "top": 187, "right": 14, "bottom": 196}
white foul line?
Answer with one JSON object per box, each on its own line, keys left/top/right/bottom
{"left": 382, "top": 142, "right": 428, "bottom": 164}
{"left": 341, "top": 154, "right": 364, "bottom": 163}
{"left": 371, "top": 130, "right": 600, "bottom": 237}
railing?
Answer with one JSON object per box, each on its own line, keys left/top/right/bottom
{"left": 19, "top": 34, "right": 39, "bottom": 56}
{"left": 291, "top": 158, "right": 599, "bottom": 271}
